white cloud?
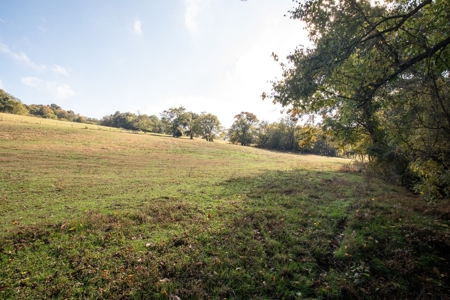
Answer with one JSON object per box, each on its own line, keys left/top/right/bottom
{"left": 184, "top": 0, "right": 207, "bottom": 33}
{"left": 0, "top": 42, "right": 70, "bottom": 76}
{"left": 0, "top": 79, "right": 4, "bottom": 89}
{"left": 21, "top": 77, "right": 43, "bottom": 89}
{"left": 134, "top": 18, "right": 142, "bottom": 34}
{"left": 51, "top": 64, "right": 69, "bottom": 76}
{"left": 21, "top": 76, "right": 75, "bottom": 99}
{"left": 0, "top": 43, "right": 46, "bottom": 70}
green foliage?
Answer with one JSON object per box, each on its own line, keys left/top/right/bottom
{"left": 254, "top": 118, "right": 338, "bottom": 155}
{"left": 160, "top": 106, "right": 190, "bottom": 137}
{"left": 193, "top": 112, "right": 222, "bottom": 142}
{"left": 266, "top": 0, "right": 450, "bottom": 198}
{"left": 25, "top": 103, "right": 94, "bottom": 123}
{"left": 0, "top": 89, "right": 28, "bottom": 115}
{"left": 228, "top": 111, "right": 259, "bottom": 146}
{"left": 255, "top": 117, "right": 299, "bottom": 151}
{"left": 101, "top": 111, "right": 160, "bottom": 132}
{"left": 184, "top": 111, "right": 200, "bottom": 139}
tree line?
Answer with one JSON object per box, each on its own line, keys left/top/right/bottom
{"left": 0, "top": 89, "right": 97, "bottom": 124}
{"left": 227, "top": 111, "right": 338, "bottom": 155}
{"left": 102, "top": 106, "right": 224, "bottom": 142}
{"left": 1, "top": 89, "right": 341, "bottom": 154}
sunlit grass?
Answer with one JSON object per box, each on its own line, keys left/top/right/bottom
{"left": 1, "top": 112, "right": 449, "bottom": 299}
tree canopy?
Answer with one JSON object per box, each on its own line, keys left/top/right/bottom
{"left": 0, "top": 89, "right": 28, "bottom": 115}
{"left": 160, "top": 106, "right": 191, "bottom": 137}
{"left": 265, "top": 0, "right": 450, "bottom": 198}
{"left": 194, "top": 112, "right": 222, "bottom": 142}
{"left": 228, "top": 112, "right": 259, "bottom": 146}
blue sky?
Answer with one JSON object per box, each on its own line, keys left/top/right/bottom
{"left": 0, "top": 0, "right": 308, "bottom": 127}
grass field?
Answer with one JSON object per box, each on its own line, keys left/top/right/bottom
{"left": 1, "top": 112, "right": 449, "bottom": 299}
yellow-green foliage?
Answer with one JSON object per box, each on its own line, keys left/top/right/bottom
{"left": 0, "top": 89, "right": 28, "bottom": 115}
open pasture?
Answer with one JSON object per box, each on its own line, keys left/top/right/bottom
{"left": 0, "top": 113, "right": 449, "bottom": 299}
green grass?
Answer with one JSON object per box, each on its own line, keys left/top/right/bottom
{"left": 1, "top": 112, "right": 449, "bottom": 299}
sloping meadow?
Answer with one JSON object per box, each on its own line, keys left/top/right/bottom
{"left": 1, "top": 113, "right": 449, "bottom": 299}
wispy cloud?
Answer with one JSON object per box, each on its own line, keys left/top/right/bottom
{"left": 0, "top": 79, "right": 4, "bottom": 89}
{"left": 0, "top": 42, "right": 70, "bottom": 75}
{"left": 38, "top": 18, "right": 47, "bottom": 32}
{"left": 51, "top": 64, "right": 69, "bottom": 76}
{"left": 0, "top": 42, "right": 46, "bottom": 70}
{"left": 184, "top": 0, "right": 207, "bottom": 33}
{"left": 134, "top": 18, "right": 142, "bottom": 35}
{"left": 22, "top": 76, "right": 75, "bottom": 99}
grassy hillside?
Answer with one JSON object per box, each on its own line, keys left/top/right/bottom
{"left": 0, "top": 112, "right": 449, "bottom": 299}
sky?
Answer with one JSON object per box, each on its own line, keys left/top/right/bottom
{"left": 0, "top": 0, "right": 309, "bottom": 127}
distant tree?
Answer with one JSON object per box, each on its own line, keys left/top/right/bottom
{"left": 145, "top": 115, "right": 160, "bottom": 133}
{"left": 282, "top": 117, "right": 298, "bottom": 151}
{"left": 184, "top": 112, "right": 200, "bottom": 139}
{"left": 54, "top": 108, "right": 69, "bottom": 120}
{"left": 40, "top": 105, "right": 57, "bottom": 119}
{"left": 160, "top": 106, "right": 190, "bottom": 137}
{"left": 255, "top": 121, "right": 271, "bottom": 148}
{"left": 194, "top": 113, "right": 222, "bottom": 142}
{"left": 65, "top": 110, "right": 77, "bottom": 122}
{"left": 228, "top": 112, "right": 259, "bottom": 146}
{"left": 133, "top": 114, "right": 155, "bottom": 132}
{"left": 158, "top": 118, "right": 172, "bottom": 135}
{"left": 115, "top": 111, "right": 136, "bottom": 129}
{"left": 74, "top": 115, "right": 86, "bottom": 123}
{"left": 0, "top": 89, "right": 28, "bottom": 115}
{"left": 0, "top": 90, "right": 95, "bottom": 125}
{"left": 50, "top": 103, "right": 61, "bottom": 111}
{"left": 26, "top": 104, "right": 41, "bottom": 116}
{"left": 85, "top": 117, "right": 100, "bottom": 125}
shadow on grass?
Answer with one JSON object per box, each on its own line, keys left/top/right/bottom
{"left": 1, "top": 169, "right": 449, "bottom": 299}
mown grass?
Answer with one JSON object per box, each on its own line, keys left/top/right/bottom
{"left": 0, "top": 112, "right": 449, "bottom": 299}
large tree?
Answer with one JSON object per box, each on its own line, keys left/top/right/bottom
{"left": 228, "top": 112, "right": 259, "bottom": 146}
{"left": 194, "top": 112, "right": 222, "bottom": 142}
{"left": 184, "top": 111, "right": 200, "bottom": 139}
{"left": 160, "top": 106, "right": 190, "bottom": 137}
{"left": 265, "top": 0, "right": 450, "bottom": 198}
